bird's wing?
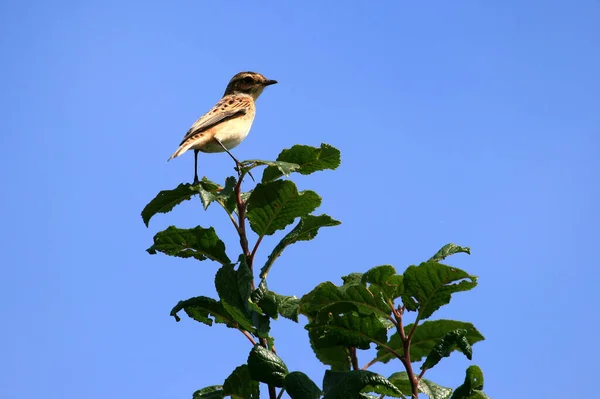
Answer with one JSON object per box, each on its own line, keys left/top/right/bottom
{"left": 179, "top": 96, "right": 251, "bottom": 146}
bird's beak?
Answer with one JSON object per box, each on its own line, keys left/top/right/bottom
{"left": 264, "top": 79, "right": 278, "bottom": 86}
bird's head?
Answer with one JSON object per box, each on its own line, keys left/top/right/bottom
{"left": 224, "top": 71, "right": 277, "bottom": 99}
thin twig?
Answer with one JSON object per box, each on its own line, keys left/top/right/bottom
{"left": 417, "top": 368, "right": 426, "bottom": 381}
{"left": 223, "top": 205, "right": 239, "bottom": 232}
{"left": 235, "top": 171, "right": 251, "bottom": 262}
{"left": 362, "top": 357, "right": 378, "bottom": 370}
{"left": 238, "top": 328, "right": 257, "bottom": 345}
{"left": 276, "top": 388, "right": 285, "bottom": 399}
{"left": 249, "top": 234, "right": 264, "bottom": 265}
{"left": 391, "top": 305, "right": 419, "bottom": 399}
{"left": 234, "top": 170, "right": 277, "bottom": 399}
{"left": 349, "top": 347, "right": 359, "bottom": 371}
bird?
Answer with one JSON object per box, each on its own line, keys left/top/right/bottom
{"left": 168, "top": 71, "right": 278, "bottom": 183}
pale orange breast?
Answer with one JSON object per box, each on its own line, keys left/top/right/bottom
{"left": 199, "top": 105, "right": 256, "bottom": 153}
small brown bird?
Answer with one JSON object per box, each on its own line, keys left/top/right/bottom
{"left": 168, "top": 71, "right": 277, "bottom": 183}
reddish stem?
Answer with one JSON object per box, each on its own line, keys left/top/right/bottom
{"left": 349, "top": 347, "right": 359, "bottom": 371}
{"left": 234, "top": 170, "right": 276, "bottom": 399}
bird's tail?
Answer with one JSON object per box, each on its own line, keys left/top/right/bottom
{"left": 167, "top": 143, "right": 193, "bottom": 162}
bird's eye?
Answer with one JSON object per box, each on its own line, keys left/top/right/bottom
{"left": 242, "top": 76, "right": 254, "bottom": 84}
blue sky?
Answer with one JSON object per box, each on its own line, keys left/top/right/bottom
{"left": 1, "top": 1, "right": 598, "bottom": 398}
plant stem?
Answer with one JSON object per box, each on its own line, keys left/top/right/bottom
{"left": 391, "top": 307, "right": 419, "bottom": 399}
{"left": 234, "top": 170, "right": 276, "bottom": 399}
{"left": 235, "top": 171, "right": 252, "bottom": 264}
{"left": 249, "top": 234, "right": 264, "bottom": 266}
{"left": 276, "top": 388, "right": 285, "bottom": 399}
{"left": 362, "top": 358, "right": 378, "bottom": 370}
{"left": 238, "top": 328, "right": 256, "bottom": 345}
{"left": 349, "top": 347, "right": 359, "bottom": 371}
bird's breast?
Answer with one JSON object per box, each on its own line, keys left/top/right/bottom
{"left": 200, "top": 109, "right": 256, "bottom": 153}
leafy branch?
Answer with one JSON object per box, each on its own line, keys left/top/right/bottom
{"left": 142, "top": 144, "right": 491, "bottom": 399}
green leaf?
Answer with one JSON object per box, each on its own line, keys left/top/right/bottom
{"left": 224, "top": 190, "right": 253, "bottom": 215}
{"left": 307, "top": 310, "right": 388, "bottom": 351}
{"left": 340, "top": 273, "right": 363, "bottom": 288}
{"left": 223, "top": 365, "right": 259, "bottom": 399}
{"left": 195, "top": 177, "right": 222, "bottom": 210}
{"left": 375, "top": 320, "right": 484, "bottom": 365}
{"left": 242, "top": 159, "right": 300, "bottom": 177}
{"left": 207, "top": 176, "right": 237, "bottom": 210}
{"left": 146, "top": 226, "right": 230, "bottom": 265}
{"left": 262, "top": 143, "right": 341, "bottom": 183}
{"left": 236, "top": 256, "right": 255, "bottom": 311}
{"left": 307, "top": 330, "right": 351, "bottom": 370}
{"left": 247, "top": 180, "right": 321, "bottom": 236}
{"left": 388, "top": 372, "right": 452, "bottom": 399}
{"left": 215, "top": 263, "right": 254, "bottom": 332}
{"left": 361, "top": 265, "right": 396, "bottom": 286}
{"left": 247, "top": 345, "right": 289, "bottom": 387}
{"left": 141, "top": 183, "right": 201, "bottom": 227}
{"left": 251, "top": 280, "right": 279, "bottom": 319}
{"left": 272, "top": 292, "right": 300, "bottom": 322}
{"left": 362, "top": 265, "right": 404, "bottom": 300}
{"left": 299, "top": 281, "right": 391, "bottom": 321}
{"left": 261, "top": 214, "right": 341, "bottom": 278}
{"left": 422, "top": 329, "right": 472, "bottom": 370}
{"left": 170, "top": 296, "right": 237, "bottom": 328}
{"left": 450, "top": 366, "right": 489, "bottom": 399}
{"left": 429, "top": 243, "right": 471, "bottom": 263}
{"left": 402, "top": 262, "right": 477, "bottom": 320}
{"left": 283, "top": 371, "right": 322, "bottom": 399}
{"left": 193, "top": 385, "right": 224, "bottom": 399}
{"left": 322, "top": 370, "right": 402, "bottom": 399}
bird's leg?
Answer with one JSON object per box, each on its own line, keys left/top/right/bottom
{"left": 193, "top": 149, "right": 200, "bottom": 184}
{"left": 213, "top": 138, "right": 255, "bottom": 182}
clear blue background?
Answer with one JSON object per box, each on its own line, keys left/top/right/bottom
{"left": 1, "top": 1, "right": 598, "bottom": 398}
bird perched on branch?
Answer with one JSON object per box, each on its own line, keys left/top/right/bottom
{"left": 168, "top": 71, "right": 277, "bottom": 183}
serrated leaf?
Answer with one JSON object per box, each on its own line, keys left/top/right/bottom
{"left": 223, "top": 365, "right": 259, "bottom": 399}
{"left": 251, "top": 280, "right": 279, "bottom": 319}
{"left": 429, "top": 243, "right": 471, "bottom": 263}
{"left": 322, "top": 370, "right": 402, "bottom": 399}
{"left": 340, "top": 273, "right": 363, "bottom": 288}
{"left": 247, "top": 345, "right": 289, "bottom": 387}
{"left": 141, "top": 183, "right": 201, "bottom": 226}
{"left": 261, "top": 214, "right": 341, "bottom": 278}
{"left": 419, "top": 378, "right": 454, "bottom": 399}
{"left": 375, "top": 320, "right": 484, "bottom": 365}
{"left": 362, "top": 265, "right": 404, "bottom": 300}
{"left": 224, "top": 189, "right": 253, "bottom": 215}
{"left": 195, "top": 177, "right": 224, "bottom": 210}
{"left": 247, "top": 180, "right": 321, "bottom": 236}
{"left": 299, "top": 281, "right": 391, "bottom": 321}
{"left": 193, "top": 385, "right": 224, "bottom": 399}
{"left": 450, "top": 366, "right": 489, "bottom": 399}
{"left": 308, "top": 340, "right": 350, "bottom": 371}
{"left": 262, "top": 143, "right": 341, "bottom": 183}
{"left": 236, "top": 255, "right": 255, "bottom": 310}
{"left": 242, "top": 159, "right": 300, "bottom": 177}
{"left": 422, "top": 329, "right": 472, "bottom": 370}
{"left": 388, "top": 372, "right": 452, "bottom": 399}
{"left": 274, "top": 293, "right": 300, "bottom": 322}
{"left": 361, "top": 265, "right": 396, "bottom": 286}
{"left": 215, "top": 263, "right": 254, "bottom": 332}
{"left": 283, "top": 371, "right": 322, "bottom": 399}
{"left": 402, "top": 262, "right": 477, "bottom": 320}
{"left": 146, "top": 226, "right": 230, "bottom": 265}
{"left": 308, "top": 311, "right": 388, "bottom": 351}
{"left": 170, "top": 296, "right": 237, "bottom": 328}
